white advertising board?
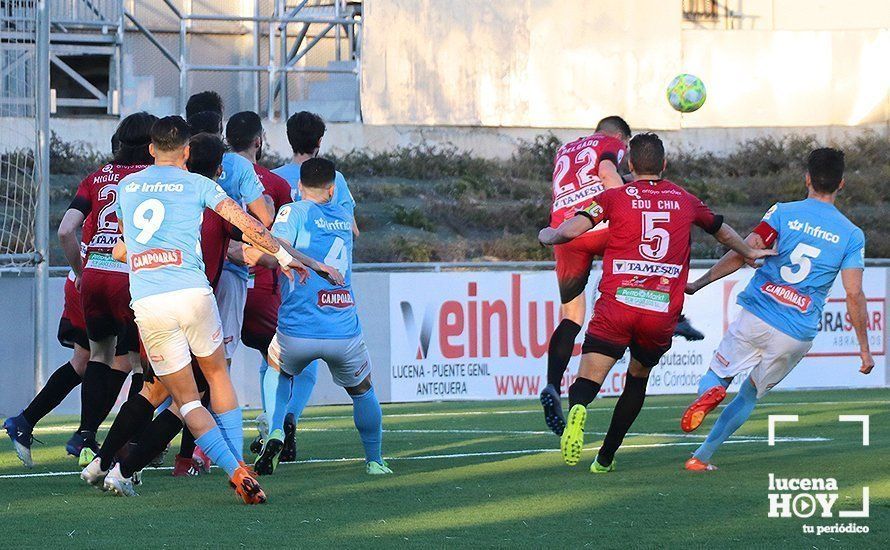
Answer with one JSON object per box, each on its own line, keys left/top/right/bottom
{"left": 389, "top": 269, "right": 886, "bottom": 401}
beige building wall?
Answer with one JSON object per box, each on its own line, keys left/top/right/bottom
{"left": 361, "top": 0, "right": 890, "bottom": 129}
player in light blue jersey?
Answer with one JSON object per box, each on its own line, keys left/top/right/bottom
{"left": 90, "top": 116, "right": 334, "bottom": 502}
{"left": 262, "top": 112, "right": 358, "bottom": 458}
{"left": 186, "top": 105, "right": 274, "bottom": 361}
{"left": 679, "top": 148, "right": 874, "bottom": 471}
{"left": 245, "top": 158, "right": 390, "bottom": 476}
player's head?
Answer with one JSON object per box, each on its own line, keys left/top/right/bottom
{"left": 226, "top": 111, "right": 264, "bottom": 161}
{"left": 187, "top": 110, "right": 223, "bottom": 137}
{"left": 286, "top": 111, "right": 325, "bottom": 156}
{"left": 113, "top": 111, "right": 157, "bottom": 166}
{"left": 628, "top": 132, "right": 666, "bottom": 177}
{"left": 185, "top": 91, "right": 223, "bottom": 119}
{"left": 149, "top": 115, "right": 193, "bottom": 165}
{"left": 298, "top": 157, "right": 336, "bottom": 200}
{"left": 187, "top": 133, "right": 226, "bottom": 180}
{"left": 596, "top": 116, "right": 632, "bottom": 143}
{"left": 806, "top": 147, "right": 845, "bottom": 196}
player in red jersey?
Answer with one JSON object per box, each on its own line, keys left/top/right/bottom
{"left": 63, "top": 113, "right": 157, "bottom": 464}
{"left": 539, "top": 133, "right": 774, "bottom": 472}
{"left": 540, "top": 116, "right": 630, "bottom": 435}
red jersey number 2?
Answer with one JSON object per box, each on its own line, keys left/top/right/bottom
{"left": 639, "top": 211, "right": 670, "bottom": 261}
{"left": 96, "top": 184, "right": 119, "bottom": 232}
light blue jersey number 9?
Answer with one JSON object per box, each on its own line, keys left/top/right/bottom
{"left": 133, "top": 198, "right": 166, "bottom": 244}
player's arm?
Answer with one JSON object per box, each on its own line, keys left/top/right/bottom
{"left": 713, "top": 223, "right": 775, "bottom": 261}
{"left": 352, "top": 217, "right": 360, "bottom": 238}
{"left": 597, "top": 159, "right": 624, "bottom": 190}
{"left": 841, "top": 268, "right": 873, "bottom": 374}
{"left": 241, "top": 237, "right": 345, "bottom": 286}
{"left": 225, "top": 240, "right": 246, "bottom": 266}
{"left": 686, "top": 232, "right": 768, "bottom": 294}
{"left": 58, "top": 209, "right": 86, "bottom": 279}
{"left": 538, "top": 201, "right": 605, "bottom": 245}
{"left": 214, "top": 198, "right": 307, "bottom": 282}
{"left": 112, "top": 237, "right": 127, "bottom": 263}
{"left": 246, "top": 195, "right": 275, "bottom": 228}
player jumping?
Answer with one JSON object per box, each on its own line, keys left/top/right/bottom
{"left": 246, "top": 158, "right": 388, "bottom": 476}
{"left": 540, "top": 117, "right": 704, "bottom": 436}
{"left": 539, "top": 133, "right": 773, "bottom": 472}
{"left": 680, "top": 148, "right": 874, "bottom": 471}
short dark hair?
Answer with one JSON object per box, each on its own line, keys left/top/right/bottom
{"left": 596, "top": 116, "right": 632, "bottom": 139}
{"left": 185, "top": 91, "right": 223, "bottom": 119}
{"left": 628, "top": 133, "right": 665, "bottom": 175}
{"left": 807, "top": 147, "right": 845, "bottom": 194}
{"left": 113, "top": 111, "right": 157, "bottom": 165}
{"left": 150, "top": 116, "right": 192, "bottom": 152}
{"left": 226, "top": 111, "right": 263, "bottom": 152}
{"left": 187, "top": 133, "right": 226, "bottom": 180}
{"left": 300, "top": 157, "right": 336, "bottom": 188}
{"left": 187, "top": 111, "right": 222, "bottom": 136}
{"left": 286, "top": 111, "right": 326, "bottom": 155}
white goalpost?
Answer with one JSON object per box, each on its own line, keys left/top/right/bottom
{"left": 0, "top": 0, "right": 51, "bottom": 389}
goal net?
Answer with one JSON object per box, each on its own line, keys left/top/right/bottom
{"left": 0, "top": 0, "right": 40, "bottom": 268}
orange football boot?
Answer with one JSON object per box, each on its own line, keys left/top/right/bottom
{"left": 680, "top": 386, "right": 727, "bottom": 432}
{"left": 685, "top": 456, "right": 718, "bottom": 471}
{"left": 230, "top": 466, "right": 267, "bottom": 504}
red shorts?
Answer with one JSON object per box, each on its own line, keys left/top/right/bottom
{"left": 583, "top": 296, "right": 677, "bottom": 368}
{"left": 58, "top": 275, "right": 88, "bottom": 350}
{"left": 80, "top": 268, "right": 139, "bottom": 354}
{"left": 554, "top": 227, "right": 609, "bottom": 303}
{"left": 241, "top": 287, "right": 280, "bottom": 353}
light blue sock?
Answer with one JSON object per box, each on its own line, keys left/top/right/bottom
{"left": 693, "top": 377, "right": 759, "bottom": 462}
{"left": 214, "top": 408, "right": 244, "bottom": 462}
{"left": 697, "top": 368, "right": 731, "bottom": 396}
{"left": 262, "top": 365, "right": 291, "bottom": 435}
{"left": 351, "top": 386, "right": 383, "bottom": 464}
{"left": 285, "top": 362, "right": 318, "bottom": 424}
{"left": 154, "top": 396, "right": 173, "bottom": 416}
{"left": 195, "top": 425, "right": 240, "bottom": 477}
{"left": 259, "top": 357, "right": 269, "bottom": 410}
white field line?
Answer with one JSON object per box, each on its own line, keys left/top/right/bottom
{"left": 26, "top": 398, "right": 889, "bottom": 434}
{"left": 0, "top": 436, "right": 828, "bottom": 480}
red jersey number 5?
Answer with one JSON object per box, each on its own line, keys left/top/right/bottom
{"left": 640, "top": 211, "right": 670, "bottom": 261}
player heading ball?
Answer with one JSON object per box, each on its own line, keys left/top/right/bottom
{"left": 539, "top": 132, "right": 775, "bottom": 473}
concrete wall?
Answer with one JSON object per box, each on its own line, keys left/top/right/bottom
{"left": 361, "top": 0, "right": 890, "bottom": 129}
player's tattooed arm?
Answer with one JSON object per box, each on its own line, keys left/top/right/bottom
{"left": 276, "top": 238, "right": 346, "bottom": 286}
{"left": 686, "top": 232, "right": 766, "bottom": 294}
{"left": 214, "top": 198, "right": 309, "bottom": 282}
{"left": 58, "top": 208, "right": 87, "bottom": 280}
{"left": 841, "top": 268, "right": 874, "bottom": 374}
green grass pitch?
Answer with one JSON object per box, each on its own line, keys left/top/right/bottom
{"left": 1, "top": 389, "right": 887, "bottom": 548}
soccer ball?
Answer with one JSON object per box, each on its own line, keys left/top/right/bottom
{"left": 666, "top": 74, "right": 707, "bottom": 113}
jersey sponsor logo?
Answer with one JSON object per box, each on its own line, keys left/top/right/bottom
{"left": 552, "top": 183, "right": 604, "bottom": 211}
{"left": 129, "top": 182, "right": 185, "bottom": 193}
{"left": 612, "top": 259, "right": 683, "bottom": 278}
{"left": 130, "top": 248, "right": 183, "bottom": 272}
{"left": 615, "top": 287, "right": 670, "bottom": 313}
{"left": 85, "top": 252, "right": 129, "bottom": 273}
{"left": 625, "top": 186, "right": 640, "bottom": 198}
{"left": 760, "top": 282, "right": 812, "bottom": 312}
{"left": 787, "top": 219, "right": 841, "bottom": 244}
{"left": 88, "top": 233, "right": 120, "bottom": 249}
{"left": 317, "top": 288, "right": 355, "bottom": 309}
{"left": 314, "top": 217, "right": 352, "bottom": 232}
{"left": 763, "top": 203, "right": 778, "bottom": 221}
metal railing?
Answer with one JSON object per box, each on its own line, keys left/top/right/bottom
{"left": 124, "top": 0, "right": 362, "bottom": 120}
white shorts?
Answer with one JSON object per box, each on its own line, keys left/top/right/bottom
{"left": 709, "top": 308, "right": 813, "bottom": 398}
{"left": 268, "top": 331, "right": 371, "bottom": 388}
{"left": 132, "top": 287, "right": 223, "bottom": 377}
{"left": 215, "top": 269, "right": 247, "bottom": 360}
